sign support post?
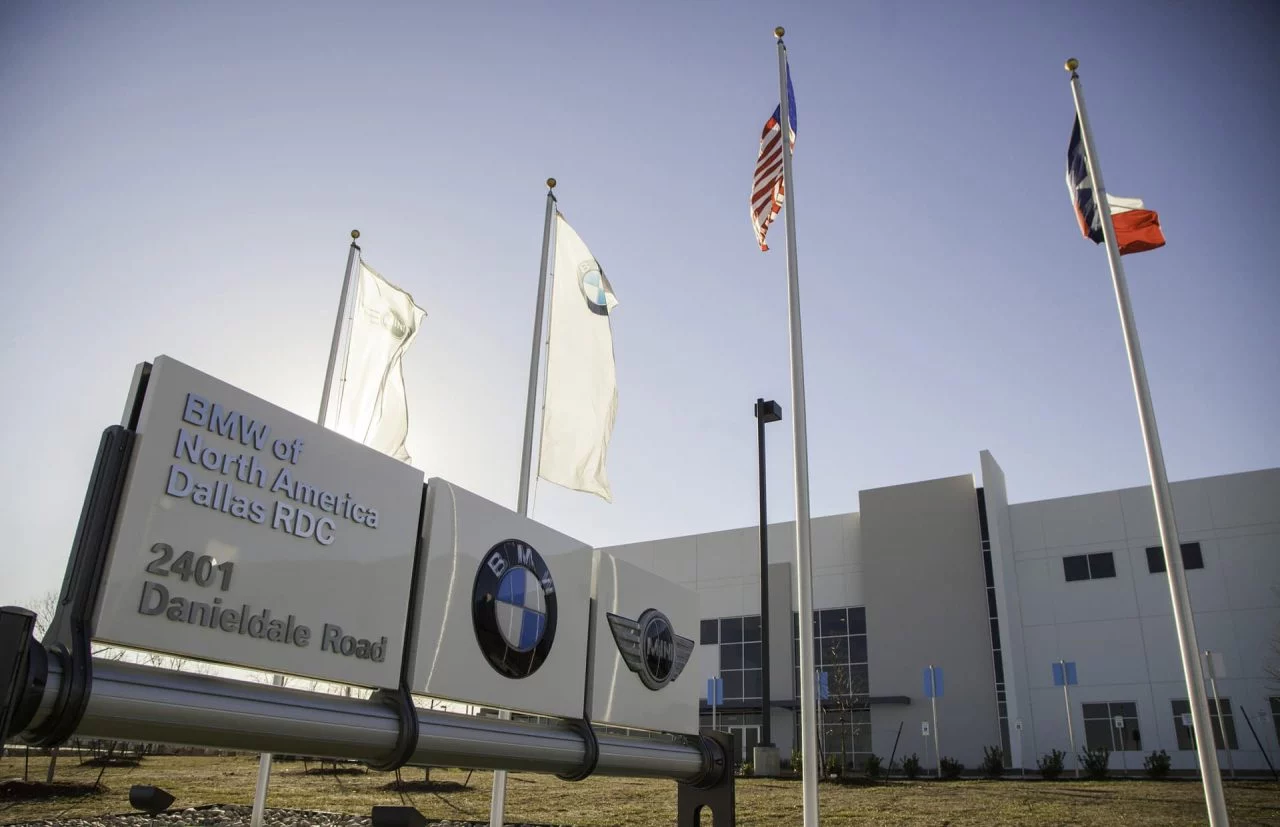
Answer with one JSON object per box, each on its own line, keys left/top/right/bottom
{"left": 1015, "top": 719, "right": 1025, "bottom": 779}
{"left": 1054, "top": 660, "right": 1080, "bottom": 779}
{"left": 1204, "top": 651, "right": 1235, "bottom": 780}
{"left": 923, "top": 665, "right": 942, "bottom": 778}
{"left": 1115, "top": 715, "right": 1127, "bottom": 776}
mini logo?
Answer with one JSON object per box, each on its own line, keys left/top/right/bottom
{"left": 472, "top": 540, "right": 558, "bottom": 679}
{"left": 577, "top": 259, "right": 612, "bottom": 317}
{"left": 606, "top": 609, "right": 694, "bottom": 691}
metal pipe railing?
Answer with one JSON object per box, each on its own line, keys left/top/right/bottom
{"left": 18, "top": 656, "right": 712, "bottom": 783}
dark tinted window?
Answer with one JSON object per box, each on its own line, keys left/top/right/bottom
{"left": 1087, "top": 552, "right": 1116, "bottom": 579}
{"left": 1063, "top": 554, "right": 1090, "bottom": 581}
{"left": 819, "top": 608, "right": 847, "bottom": 637}
{"left": 700, "top": 619, "right": 718, "bottom": 645}
{"left": 976, "top": 488, "right": 990, "bottom": 542}
{"left": 820, "top": 638, "right": 848, "bottom": 664}
{"left": 848, "top": 607, "right": 866, "bottom": 635}
{"left": 1146, "top": 542, "right": 1204, "bottom": 573}
{"left": 720, "top": 617, "right": 743, "bottom": 643}
{"left": 848, "top": 635, "right": 868, "bottom": 664}
{"left": 993, "top": 650, "right": 1005, "bottom": 683}
{"left": 743, "top": 615, "right": 762, "bottom": 642}
{"left": 847, "top": 664, "right": 869, "bottom": 695}
{"left": 1171, "top": 699, "right": 1237, "bottom": 750}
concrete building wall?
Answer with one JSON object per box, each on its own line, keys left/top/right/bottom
{"left": 981, "top": 450, "right": 1026, "bottom": 767}
{"left": 602, "top": 460, "right": 1280, "bottom": 775}
{"left": 1008, "top": 468, "right": 1280, "bottom": 772}
{"left": 859, "top": 474, "right": 999, "bottom": 770}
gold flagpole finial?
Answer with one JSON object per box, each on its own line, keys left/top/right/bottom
{"left": 546, "top": 178, "right": 557, "bottom": 189}
{"left": 350, "top": 229, "right": 360, "bottom": 241}
{"left": 775, "top": 26, "right": 785, "bottom": 38}
{"left": 1065, "top": 58, "right": 1079, "bottom": 73}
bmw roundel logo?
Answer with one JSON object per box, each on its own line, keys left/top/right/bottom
{"left": 607, "top": 608, "right": 694, "bottom": 691}
{"left": 577, "top": 259, "right": 611, "bottom": 317}
{"left": 472, "top": 539, "right": 558, "bottom": 679}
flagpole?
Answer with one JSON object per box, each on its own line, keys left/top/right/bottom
{"left": 1066, "top": 59, "right": 1229, "bottom": 825}
{"left": 318, "top": 230, "right": 363, "bottom": 427}
{"left": 252, "top": 229, "right": 362, "bottom": 827}
{"left": 488, "top": 180, "right": 557, "bottom": 827}
{"left": 775, "top": 27, "right": 820, "bottom": 827}
{"left": 517, "top": 179, "right": 558, "bottom": 515}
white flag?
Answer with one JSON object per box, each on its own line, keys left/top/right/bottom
{"left": 539, "top": 213, "right": 618, "bottom": 501}
{"left": 332, "top": 261, "right": 426, "bottom": 463}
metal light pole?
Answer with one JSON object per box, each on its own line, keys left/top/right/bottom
{"left": 754, "top": 398, "right": 782, "bottom": 753}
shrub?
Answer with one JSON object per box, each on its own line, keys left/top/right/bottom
{"left": 980, "top": 745, "right": 1005, "bottom": 778}
{"left": 824, "top": 755, "right": 844, "bottom": 778}
{"left": 863, "top": 754, "right": 882, "bottom": 779}
{"left": 739, "top": 762, "right": 753, "bottom": 777}
{"left": 902, "top": 753, "right": 921, "bottom": 779}
{"left": 1144, "top": 749, "right": 1172, "bottom": 780}
{"left": 790, "top": 748, "right": 802, "bottom": 775}
{"left": 1038, "top": 748, "right": 1066, "bottom": 780}
{"left": 1080, "top": 746, "right": 1111, "bottom": 780}
{"left": 939, "top": 756, "right": 964, "bottom": 779}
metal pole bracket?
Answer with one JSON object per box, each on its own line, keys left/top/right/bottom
{"left": 677, "top": 730, "right": 735, "bottom": 826}
{"left": 555, "top": 718, "right": 599, "bottom": 781}
{"left": 27, "top": 425, "right": 135, "bottom": 747}
{"left": 367, "top": 680, "right": 420, "bottom": 772}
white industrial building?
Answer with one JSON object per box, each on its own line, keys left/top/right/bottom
{"left": 602, "top": 453, "right": 1280, "bottom": 775}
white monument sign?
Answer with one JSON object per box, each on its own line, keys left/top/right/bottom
{"left": 407, "top": 479, "right": 592, "bottom": 719}
{"left": 93, "top": 356, "right": 424, "bottom": 688}
{"left": 587, "top": 551, "right": 699, "bottom": 733}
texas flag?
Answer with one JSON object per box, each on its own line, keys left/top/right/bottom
{"left": 1066, "top": 117, "right": 1166, "bottom": 255}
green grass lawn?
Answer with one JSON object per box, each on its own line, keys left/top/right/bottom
{"left": 2, "top": 753, "right": 1277, "bottom": 825}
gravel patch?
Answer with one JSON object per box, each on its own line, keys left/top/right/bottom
{"left": 5, "top": 804, "right": 572, "bottom": 827}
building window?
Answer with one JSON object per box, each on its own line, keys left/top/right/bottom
{"left": 1271, "top": 698, "right": 1280, "bottom": 745}
{"left": 704, "top": 615, "right": 762, "bottom": 702}
{"left": 976, "top": 489, "right": 1011, "bottom": 766}
{"left": 699, "top": 712, "right": 761, "bottom": 761}
{"left": 793, "top": 606, "right": 872, "bottom": 769}
{"left": 1063, "top": 551, "right": 1115, "bottom": 581}
{"left": 1171, "top": 699, "right": 1238, "bottom": 750}
{"left": 1083, "top": 702, "right": 1141, "bottom": 751}
{"left": 1145, "top": 542, "right": 1204, "bottom": 574}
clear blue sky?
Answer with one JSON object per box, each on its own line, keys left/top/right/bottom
{"left": 2, "top": 0, "right": 1277, "bottom": 608}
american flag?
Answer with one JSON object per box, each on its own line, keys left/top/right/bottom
{"left": 751, "top": 63, "right": 796, "bottom": 252}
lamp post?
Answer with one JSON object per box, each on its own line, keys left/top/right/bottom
{"left": 754, "top": 398, "right": 782, "bottom": 759}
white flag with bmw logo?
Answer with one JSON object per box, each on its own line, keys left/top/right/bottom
{"left": 332, "top": 261, "right": 426, "bottom": 463}
{"left": 539, "top": 213, "right": 618, "bottom": 502}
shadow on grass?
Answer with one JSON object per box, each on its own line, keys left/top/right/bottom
{"left": 380, "top": 779, "right": 469, "bottom": 793}
{"left": 81, "top": 756, "right": 144, "bottom": 767}
{"left": 303, "top": 765, "right": 369, "bottom": 776}
{"left": 0, "top": 779, "right": 106, "bottom": 802}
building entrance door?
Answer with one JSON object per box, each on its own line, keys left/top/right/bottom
{"left": 727, "top": 725, "right": 761, "bottom": 763}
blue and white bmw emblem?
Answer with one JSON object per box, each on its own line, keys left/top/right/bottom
{"left": 472, "top": 539, "right": 558, "bottom": 679}
{"left": 577, "top": 259, "right": 612, "bottom": 317}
